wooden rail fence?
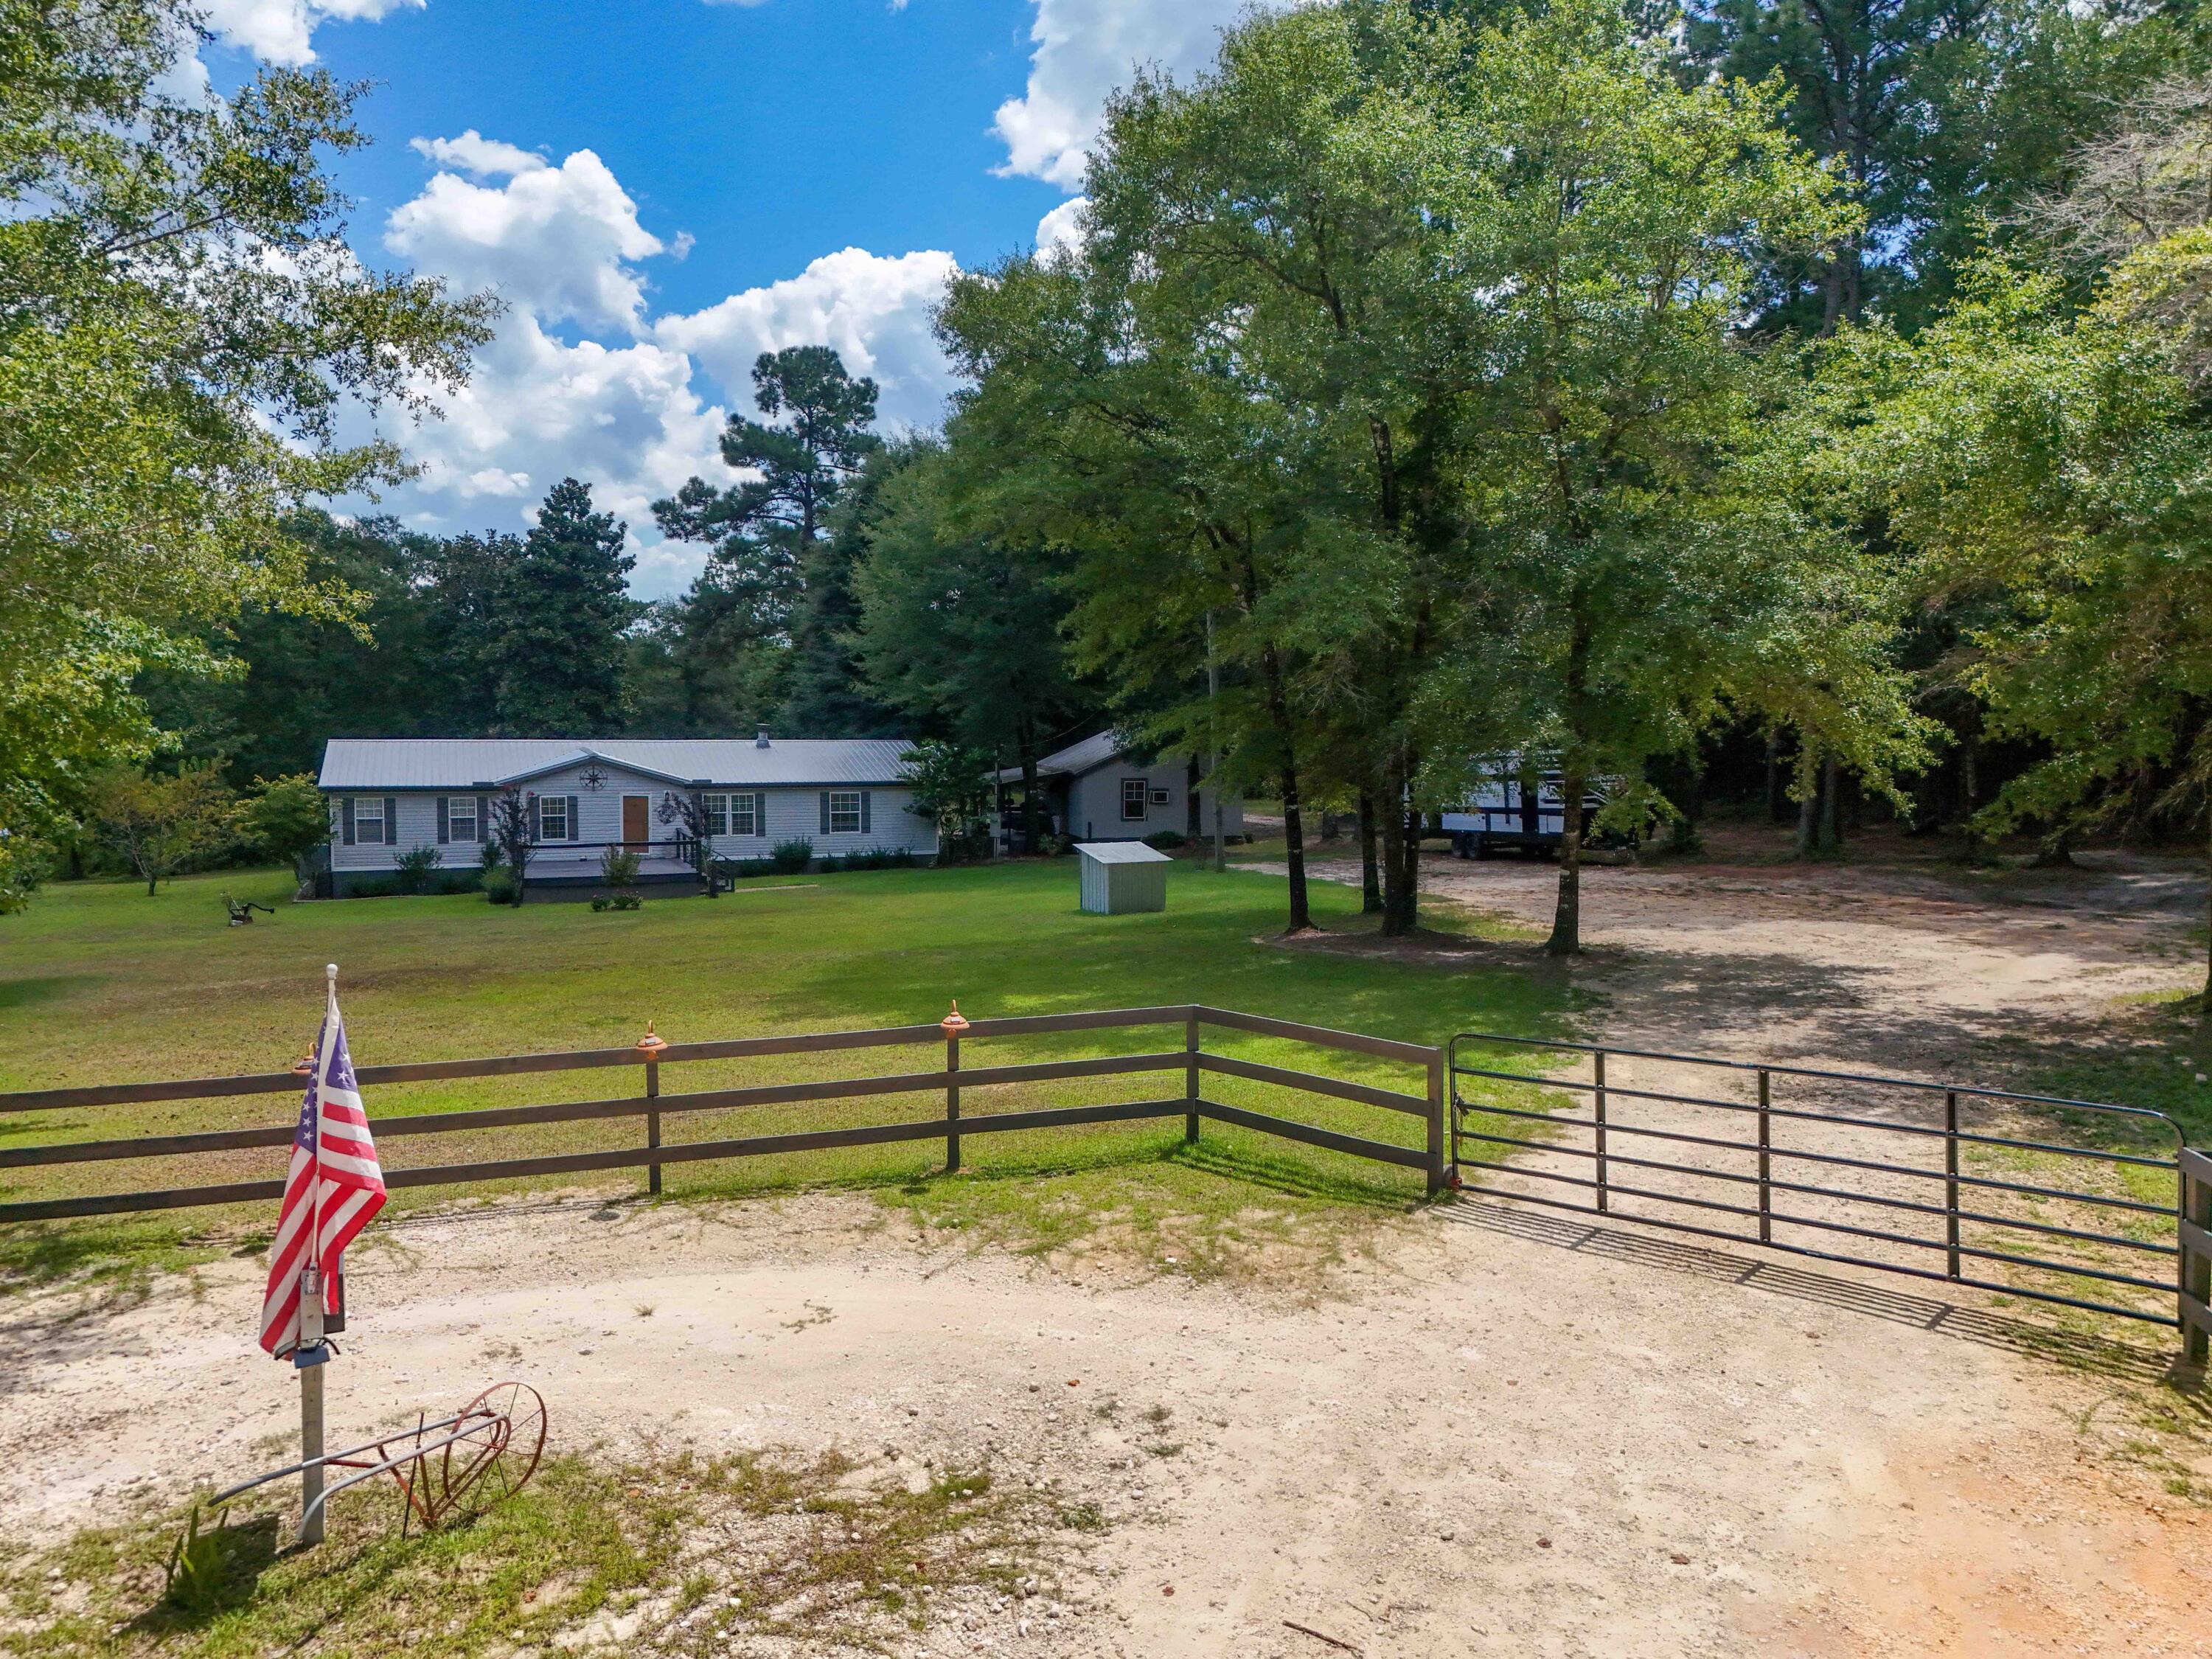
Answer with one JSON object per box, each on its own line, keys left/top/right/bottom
{"left": 0, "top": 1005, "right": 1447, "bottom": 1223}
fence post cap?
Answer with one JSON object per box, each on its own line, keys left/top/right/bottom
{"left": 940, "top": 1002, "right": 971, "bottom": 1035}
{"left": 636, "top": 1022, "right": 668, "bottom": 1056}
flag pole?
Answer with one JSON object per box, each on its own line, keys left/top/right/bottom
{"left": 297, "top": 962, "right": 337, "bottom": 1545}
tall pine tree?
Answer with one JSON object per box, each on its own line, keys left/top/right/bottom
{"left": 654, "top": 346, "right": 883, "bottom": 732}
{"left": 492, "top": 478, "right": 636, "bottom": 736}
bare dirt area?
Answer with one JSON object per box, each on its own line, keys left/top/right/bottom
{"left": 8, "top": 830, "right": 2212, "bottom": 1656}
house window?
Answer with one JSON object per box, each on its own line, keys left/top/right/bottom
{"left": 1121, "top": 779, "right": 1148, "bottom": 821}
{"left": 354, "top": 796, "right": 386, "bottom": 841}
{"left": 827, "top": 791, "right": 863, "bottom": 834}
{"left": 1150, "top": 787, "right": 1171, "bottom": 806}
{"left": 730, "top": 793, "right": 758, "bottom": 836}
{"left": 447, "top": 796, "right": 478, "bottom": 841}
{"left": 703, "top": 793, "right": 729, "bottom": 837}
{"left": 536, "top": 796, "right": 568, "bottom": 841}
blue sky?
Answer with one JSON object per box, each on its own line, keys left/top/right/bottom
{"left": 188, "top": 0, "right": 1256, "bottom": 594}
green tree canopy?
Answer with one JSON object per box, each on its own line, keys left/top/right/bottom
{"left": 852, "top": 439, "right": 1088, "bottom": 850}
{"left": 490, "top": 478, "right": 638, "bottom": 736}
{"left": 655, "top": 345, "right": 882, "bottom": 731}
{"left": 0, "top": 0, "right": 495, "bottom": 910}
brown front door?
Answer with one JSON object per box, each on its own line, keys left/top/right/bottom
{"left": 622, "top": 795, "right": 648, "bottom": 847}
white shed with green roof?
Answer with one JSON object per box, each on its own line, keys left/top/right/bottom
{"left": 1075, "top": 841, "right": 1173, "bottom": 914}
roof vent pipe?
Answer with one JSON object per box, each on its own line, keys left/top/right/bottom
{"left": 756, "top": 728, "right": 771, "bottom": 748}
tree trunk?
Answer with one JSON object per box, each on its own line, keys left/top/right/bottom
{"left": 1378, "top": 786, "right": 1408, "bottom": 937}
{"left": 1281, "top": 764, "right": 1312, "bottom": 933}
{"left": 1545, "top": 770, "right": 1585, "bottom": 955}
{"left": 1795, "top": 750, "right": 1818, "bottom": 858}
{"left": 2204, "top": 813, "right": 2211, "bottom": 1004}
{"left": 1358, "top": 793, "right": 1382, "bottom": 914}
{"left": 1186, "top": 755, "right": 1203, "bottom": 841}
{"left": 1764, "top": 729, "right": 1785, "bottom": 823}
{"left": 1257, "top": 640, "right": 1312, "bottom": 933}
{"left": 1392, "top": 800, "right": 1422, "bottom": 934}
{"left": 1020, "top": 748, "right": 1042, "bottom": 857}
{"left": 145, "top": 869, "right": 159, "bottom": 897}
{"left": 1818, "top": 754, "right": 1842, "bottom": 856}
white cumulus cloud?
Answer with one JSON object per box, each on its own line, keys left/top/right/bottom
{"left": 386, "top": 146, "right": 666, "bottom": 335}
{"left": 408, "top": 130, "right": 547, "bottom": 178}
{"left": 368, "top": 141, "right": 967, "bottom": 595}
{"left": 1035, "top": 195, "right": 1089, "bottom": 256}
{"left": 656, "top": 247, "right": 963, "bottom": 432}
{"left": 199, "top": 0, "right": 424, "bottom": 66}
{"left": 992, "top": 0, "right": 1255, "bottom": 189}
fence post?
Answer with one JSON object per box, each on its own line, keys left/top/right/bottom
{"left": 1425, "top": 1048, "right": 1445, "bottom": 1196}
{"left": 636, "top": 1024, "right": 667, "bottom": 1198}
{"left": 1944, "top": 1090, "right": 1962, "bottom": 1280}
{"left": 942, "top": 1002, "right": 969, "bottom": 1175}
{"left": 1184, "top": 1007, "right": 1200, "bottom": 1147}
{"left": 1593, "top": 1050, "right": 1608, "bottom": 1214}
{"left": 2181, "top": 1146, "right": 2211, "bottom": 1367}
{"left": 1756, "top": 1067, "right": 1772, "bottom": 1245}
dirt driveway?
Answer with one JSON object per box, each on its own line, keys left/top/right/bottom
{"left": 5, "top": 832, "right": 2208, "bottom": 1657}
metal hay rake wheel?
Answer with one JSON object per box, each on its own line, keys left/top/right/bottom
{"left": 411, "top": 1380, "right": 547, "bottom": 1526}
{"left": 205, "top": 1379, "right": 548, "bottom": 1540}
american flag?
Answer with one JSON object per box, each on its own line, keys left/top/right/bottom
{"left": 258, "top": 982, "right": 386, "bottom": 1357}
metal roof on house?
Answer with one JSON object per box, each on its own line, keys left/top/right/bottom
{"left": 995, "top": 731, "right": 1138, "bottom": 783}
{"left": 1073, "top": 841, "right": 1174, "bottom": 865}
{"left": 318, "top": 738, "right": 917, "bottom": 790}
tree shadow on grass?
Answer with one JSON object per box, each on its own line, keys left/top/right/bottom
{"left": 0, "top": 973, "right": 103, "bottom": 1012}
{"left": 128, "top": 1510, "right": 282, "bottom": 1635}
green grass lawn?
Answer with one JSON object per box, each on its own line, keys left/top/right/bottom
{"left": 0, "top": 859, "right": 1578, "bottom": 1286}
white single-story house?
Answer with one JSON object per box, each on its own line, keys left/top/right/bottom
{"left": 313, "top": 735, "right": 933, "bottom": 897}
{"left": 996, "top": 733, "right": 1244, "bottom": 849}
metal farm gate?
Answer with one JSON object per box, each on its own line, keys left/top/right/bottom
{"left": 1448, "top": 1034, "right": 2212, "bottom": 1364}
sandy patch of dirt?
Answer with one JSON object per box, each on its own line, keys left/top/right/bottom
{"left": 3, "top": 1183, "right": 2207, "bottom": 1656}
{"left": 1284, "top": 825, "right": 2204, "bottom": 1074}
{"left": 7, "top": 831, "right": 2211, "bottom": 1655}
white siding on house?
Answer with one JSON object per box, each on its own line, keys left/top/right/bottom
{"left": 1063, "top": 760, "right": 1242, "bottom": 844}
{"left": 327, "top": 759, "right": 936, "bottom": 872}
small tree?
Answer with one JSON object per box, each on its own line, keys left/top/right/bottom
{"left": 656, "top": 790, "right": 726, "bottom": 896}
{"left": 899, "top": 739, "right": 995, "bottom": 861}
{"left": 486, "top": 787, "right": 536, "bottom": 904}
{"left": 239, "top": 774, "right": 332, "bottom": 877}
{"left": 88, "top": 765, "right": 235, "bottom": 895}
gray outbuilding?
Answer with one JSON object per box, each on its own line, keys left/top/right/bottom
{"left": 1075, "top": 841, "right": 1174, "bottom": 914}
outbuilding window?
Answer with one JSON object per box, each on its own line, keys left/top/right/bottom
{"left": 1121, "top": 778, "right": 1148, "bottom": 821}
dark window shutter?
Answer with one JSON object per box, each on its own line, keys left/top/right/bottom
{"left": 860, "top": 790, "right": 872, "bottom": 835}
{"left": 476, "top": 796, "right": 489, "bottom": 841}
{"left": 820, "top": 792, "right": 831, "bottom": 835}
{"left": 568, "top": 796, "right": 580, "bottom": 841}
{"left": 437, "top": 798, "right": 449, "bottom": 844}
{"left": 756, "top": 792, "right": 767, "bottom": 837}
{"left": 341, "top": 797, "right": 355, "bottom": 846}
{"left": 384, "top": 796, "right": 398, "bottom": 845}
